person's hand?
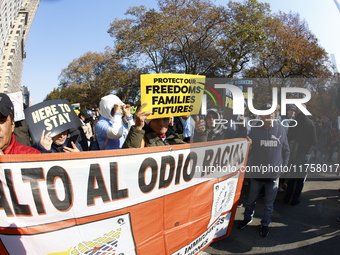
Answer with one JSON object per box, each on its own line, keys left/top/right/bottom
{"left": 169, "top": 117, "right": 174, "bottom": 126}
{"left": 195, "top": 115, "right": 206, "bottom": 133}
{"left": 246, "top": 136, "right": 252, "bottom": 145}
{"left": 64, "top": 142, "right": 80, "bottom": 152}
{"left": 40, "top": 130, "right": 53, "bottom": 150}
{"left": 113, "top": 103, "right": 123, "bottom": 114}
{"left": 122, "top": 104, "right": 131, "bottom": 117}
{"left": 0, "top": 149, "right": 4, "bottom": 155}
{"left": 135, "top": 103, "right": 152, "bottom": 130}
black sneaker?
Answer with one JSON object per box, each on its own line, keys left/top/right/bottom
{"left": 260, "top": 225, "right": 269, "bottom": 237}
{"left": 237, "top": 219, "right": 252, "bottom": 229}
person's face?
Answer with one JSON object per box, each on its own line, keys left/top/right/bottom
{"left": 260, "top": 112, "right": 274, "bottom": 123}
{"left": 52, "top": 130, "right": 68, "bottom": 146}
{"left": 149, "top": 118, "right": 170, "bottom": 134}
{"left": 287, "top": 109, "right": 296, "bottom": 118}
{"left": 0, "top": 114, "right": 14, "bottom": 151}
{"left": 206, "top": 112, "right": 218, "bottom": 128}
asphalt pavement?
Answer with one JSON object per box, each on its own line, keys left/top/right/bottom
{"left": 201, "top": 159, "right": 340, "bottom": 255}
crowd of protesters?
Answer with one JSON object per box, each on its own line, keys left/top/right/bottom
{"left": 1, "top": 92, "right": 340, "bottom": 231}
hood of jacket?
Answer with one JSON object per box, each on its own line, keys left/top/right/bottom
{"left": 206, "top": 108, "right": 226, "bottom": 133}
{"left": 99, "top": 94, "right": 124, "bottom": 120}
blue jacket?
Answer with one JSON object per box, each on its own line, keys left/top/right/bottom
{"left": 95, "top": 115, "right": 121, "bottom": 150}
{"left": 95, "top": 94, "right": 135, "bottom": 150}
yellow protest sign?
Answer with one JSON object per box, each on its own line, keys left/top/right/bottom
{"left": 140, "top": 73, "right": 205, "bottom": 119}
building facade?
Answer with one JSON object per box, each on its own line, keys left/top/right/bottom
{"left": 0, "top": 0, "right": 40, "bottom": 94}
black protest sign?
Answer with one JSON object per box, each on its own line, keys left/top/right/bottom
{"left": 24, "top": 100, "right": 82, "bottom": 142}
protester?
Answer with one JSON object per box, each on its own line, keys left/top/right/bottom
{"left": 78, "top": 109, "right": 95, "bottom": 150}
{"left": 0, "top": 93, "right": 40, "bottom": 155}
{"left": 314, "top": 116, "right": 330, "bottom": 164}
{"left": 92, "top": 108, "right": 100, "bottom": 120}
{"left": 279, "top": 104, "right": 297, "bottom": 192}
{"left": 237, "top": 103, "right": 290, "bottom": 237}
{"left": 233, "top": 101, "right": 250, "bottom": 138}
{"left": 32, "top": 130, "right": 82, "bottom": 153}
{"left": 169, "top": 115, "right": 195, "bottom": 142}
{"left": 274, "top": 104, "right": 281, "bottom": 120}
{"left": 200, "top": 108, "right": 238, "bottom": 141}
{"left": 13, "top": 103, "right": 33, "bottom": 147}
{"left": 282, "top": 104, "right": 297, "bottom": 134}
{"left": 79, "top": 109, "right": 94, "bottom": 139}
{"left": 235, "top": 116, "right": 251, "bottom": 138}
{"left": 312, "top": 116, "right": 321, "bottom": 157}
{"left": 91, "top": 108, "right": 100, "bottom": 150}
{"left": 68, "top": 126, "right": 88, "bottom": 151}
{"left": 14, "top": 118, "right": 32, "bottom": 146}
{"left": 96, "top": 94, "right": 134, "bottom": 150}
{"left": 68, "top": 109, "right": 92, "bottom": 151}
{"left": 181, "top": 115, "right": 196, "bottom": 142}
{"left": 326, "top": 121, "right": 339, "bottom": 162}
{"left": 122, "top": 103, "right": 206, "bottom": 148}
{"left": 284, "top": 104, "right": 317, "bottom": 205}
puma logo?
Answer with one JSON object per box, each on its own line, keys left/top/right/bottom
{"left": 271, "top": 135, "right": 281, "bottom": 144}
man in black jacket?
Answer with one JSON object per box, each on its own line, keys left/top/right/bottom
{"left": 284, "top": 104, "right": 317, "bottom": 205}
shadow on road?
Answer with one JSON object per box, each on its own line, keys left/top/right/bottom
{"left": 203, "top": 178, "right": 340, "bottom": 255}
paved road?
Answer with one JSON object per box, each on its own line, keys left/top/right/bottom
{"left": 201, "top": 173, "right": 340, "bottom": 254}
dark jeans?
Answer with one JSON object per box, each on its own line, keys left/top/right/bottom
{"left": 284, "top": 154, "right": 310, "bottom": 204}
{"left": 327, "top": 143, "right": 337, "bottom": 162}
{"left": 244, "top": 178, "right": 279, "bottom": 226}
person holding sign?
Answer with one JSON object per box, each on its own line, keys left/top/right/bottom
{"left": 122, "top": 103, "right": 206, "bottom": 148}
{"left": 32, "top": 129, "right": 83, "bottom": 153}
{"left": 0, "top": 93, "right": 40, "bottom": 155}
{"left": 95, "top": 94, "right": 135, "bottom": 150}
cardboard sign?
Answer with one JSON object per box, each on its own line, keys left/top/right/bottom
{"left": 0, "top": 138, "right": 249, "bottom": 255}
{"left": 8, "top": 92, "right": 25, "bottom": 122}
{"left": 24, "top": 99, "right": 82, "bottom": 142}
{"left": 140, "top": 74, "right": 205, "bottom": 119}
